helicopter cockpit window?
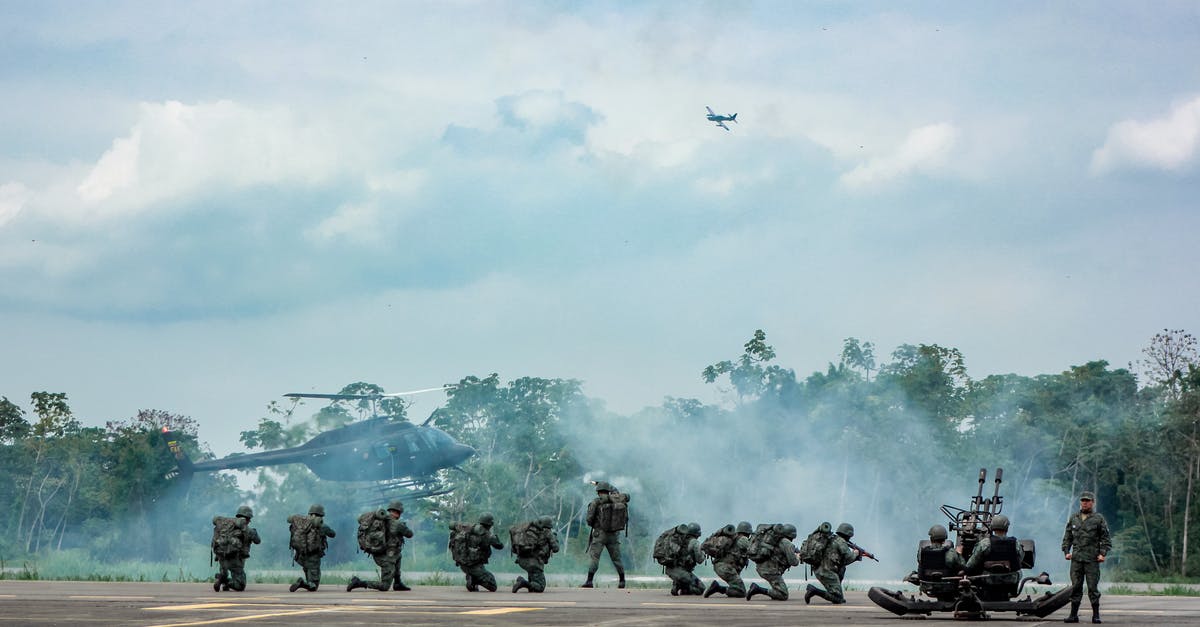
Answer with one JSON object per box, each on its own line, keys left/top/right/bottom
{"left": 426, "top": 428, "right": 456, "bottom": 447}
{"left": 402, "top": 432, "right": 423, "bottom": 454}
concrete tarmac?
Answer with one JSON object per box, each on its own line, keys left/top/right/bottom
{"left": 1, "top": 580, "right": 1198, "bottom": 626}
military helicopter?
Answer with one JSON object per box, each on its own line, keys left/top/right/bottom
{"left": 163, "top": 386, "right": 475, "bottom": 501}
{"left": 868, "top": 468, "right": 1072, "bottom": 619}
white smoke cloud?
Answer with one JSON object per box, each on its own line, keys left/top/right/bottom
{"left": 1090, "top": 95, "right": 1200, "bottom": 174}
{"left": 839, "top": 123, "right": 959, "bottom": 190}
{"left": 0, "top": 182, "right": 30, "bottom": 227}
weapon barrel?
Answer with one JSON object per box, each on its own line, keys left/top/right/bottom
{"left": 990, "top": 468, "right": 1004, "bottom": 513}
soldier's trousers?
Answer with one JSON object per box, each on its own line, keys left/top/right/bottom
{"left": 754, "top": 564, "right": 790, "bottom": 601}
{"left": 462, "top": 563, "right": 497, "bottom": 591}
{"left": 1069, "top": 559, "right": 1102, "bottom": 604}
{"left": 713, "top": 560, "right": 746, "bottom": 597}
{"left": 295, "top": 553, "right": 323, "bottom": 589}
{"left": 364, "top": 552, "right": 403, "bottom": 591}
{"left": 813, "top": 568, "right": 846, "bottom": 603}
{"left": 516, "top": 556, "right": 548, "bottom": 593}
{"left": 587, "top": 531, "right": 624, "bottom": 575}
{"left": 665, "top": 565, "right": 705, "bottom": 595}
{"left": 217, "top": 556, "right": 248, "bottom": 591}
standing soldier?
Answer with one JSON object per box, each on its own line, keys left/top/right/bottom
{"left": 804, "top": 522, "right": 863, "bottom": 604}
{"left": 511, "top": 515, "right": 560, "bottom": 593}
{"left": 1062, "top": 491, "right": 1111, "bottom": 624}
{"left": 581, "top": 481, "right": 629, "bottom": 589}
{"left": 746, "top": 523, "right": 800, "bottom": 601}
{"left": 347, "top": 500, "right": 414, "bottom": 592}
{"left": 451, "top": 512, "right": 505, "bottom": 591}
{"left": 287, "top": 504, "right": 337, "bottom": 592}
{"left": 212, "top": 505, "right": 261, "bottom": 592}
{"left": 703, "top": 521, "right": 753, "bottom": 598}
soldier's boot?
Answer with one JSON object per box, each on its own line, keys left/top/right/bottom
{"left": 670, "top": 582, "right": 680, "bottom": 596}
{"left": 804, "top": 583, "right": 829, "bottom": 604}
{"left": 392, "top": 581, "right": 411, "bottom": 591}
{"left": 1091, "top": 602, "right": 1101, "bottom": 624}
{"left": 703, "top": 580, "right": 726, "bottom": 598}
{"left": 745, "top": 583, "right": 768, "bottom": 601}
{"left": 289, "top": 578, "right": 304, "bottom": 593}
{"left": 617, "top": 569, "right": 626, "bottom": 589}
{"left": 512, "top": 576, "right": 528, "bottom": 593}
{"left": 1064, "top": 600, "right": 1080, "bottom": 623}
{"left": 580, "top": 572, "right": 595, "bottom": 588}
{"left": 346, "top": 576, "right": 364, "bottom": 592}
{"left": 465, "top": 574, "right": 479, "bottom": 592}
{"left": 306, "top": 582, "right": 318, "bottom": 592}
{"left": 213, "top": 573, "right": 226, "bottom": 592}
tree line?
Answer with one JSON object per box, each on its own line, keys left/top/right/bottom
{"left": 1, "top": 329, "right": 1197, "bottom": 578}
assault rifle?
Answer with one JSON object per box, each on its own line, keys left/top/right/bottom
{"left": 848, "top": 540, "right": 879, "bottom": 562}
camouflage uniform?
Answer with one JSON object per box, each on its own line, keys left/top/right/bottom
{"left": 215, "top": 506, "right": 261, "bottom": 592}
{"left": 705, "top": 521, "right": 752, "bottom": 598}
{"left": 460, "top": 513, "right": 504, "bottom": 592}
{"left": 289, "top": 504, "right": 337, "bottom": 592}
{"left": 349, "top": 501, "right": 414, "bottom": 592}
{"left": 582, "top": 482, "right": 628, "bottom": 588}
{"left": 513, "top": 516, "right": 560, "bottom": 593}
{"left": 748, "top": 525, "right": 800, "bottom": 601}
{"left": 805, "top": 523, "right": 860, "bottom": 604}
{"left": 965, "top": 535, "right": 1024, "bottom": 587}
{"left": 664, "top": 523, "right": 706, "bottom": 596}
{"left": 1061, "top": 491, "right": 1111, "bottom": 623}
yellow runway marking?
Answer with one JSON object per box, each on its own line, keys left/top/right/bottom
{"left": 146, "top": 603, "right": 240, "bottom": 611}
{"left": 460, "top": 607, "right": 545, "bottom": 615}
{"left": 70, "top": 595, "right": 155, "bottom": 600}
{"left": 144, "top": 607, "right": 334, "bottom": 627}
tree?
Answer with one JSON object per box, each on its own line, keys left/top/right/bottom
{"left": 702, "top": 329, "right": 795, "bottom": 403}
{"left": 1140, "top": 329, "right": 1199, "bottom": 400}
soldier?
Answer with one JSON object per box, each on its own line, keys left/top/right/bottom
{"left": 456, "top": 512, "right": 505, "bottom": 592}
{"left": 657, "top": 522, "right": 705, "bottom": 596}
{"left": 1062, "top": 491, "right": 1111, "bottom": 624}
{"left": 703, "top": 521, "right": 753, "bottom": 598}
{"left": 212, "top": 505, "right": 261, "bottom": 592}
{"left": 581, "top": 481, "right": 629, "bottom": 589}
{"left": 964, "top": 515, "right": 1024, "bottom": 588}
{"left": 347, "top": 500, "right": 414, "bottom": 592}
{"left": 917, "top": 524, "right": 966, "bottom": 578}
{"left": 287, "top": 504, "right": 337, "bottom": 592}
{"left": 746, "top": 523, "right": 800, "bottom": 601}
{"left": 804, "top": 522, "right": 862, "bottom": 604}
{"left": 512, "top": 515, "right": 560, "bottom": 593}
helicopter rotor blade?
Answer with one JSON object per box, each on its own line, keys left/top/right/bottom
{"left": 379, "top": 385, "right": 458, "bottom": 398}
{"left": 283, "top": 393, "right": 381, "bottom": 400}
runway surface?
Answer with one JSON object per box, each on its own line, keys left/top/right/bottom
{"left": 1, "top": 580, "right": 1197, "bottom": 626}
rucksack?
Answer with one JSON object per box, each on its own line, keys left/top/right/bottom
{"left": 211, "top": 516, "right": 246, "bottom": 558}
{"left": 652, "top": 526, "right": 690, "bottom": 567}
{"left": 448, "top": 522, "right": 477, "bottom": 565}
{"left": 747, "top": 523, "right": 784, "bottom": 563}
{"left": 701, "top": 524, "right": 737, "bottom": 560}
{"left": 357, "top": 510, "right": 388, "bottom": 554}
{"left": 289, "top": 514, "right": 324, "bottom": 555}
{"left": 596, "top": 492, "right": 629, "bottom": 532}
{"left": 798, "top": 522, "right": 833, "bottom": 567}
{"left": 509, "top": 521, "right": 538, "bottom": 555}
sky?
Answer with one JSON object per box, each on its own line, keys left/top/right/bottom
{"left": 2, "top": 1, "right": 1198, "bottom": 455}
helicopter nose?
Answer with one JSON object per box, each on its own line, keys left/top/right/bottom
{"left": 450, "top": 443, "right": 475, "bottom": 465}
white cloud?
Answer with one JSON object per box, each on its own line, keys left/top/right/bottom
{"left": 839, "top": 123, "right": 959, "bottom": 190}
{"left": 71, "top": 100, "right": 347, "bottom": 220}
{"left": 304, "top": 202, "right": 383, "bottom": 245}
{"left": 0, "top": 182, "right": 30, "bottom": 227}
{"left": 1091, "top": 95, "right": 1200, "bottom": 174}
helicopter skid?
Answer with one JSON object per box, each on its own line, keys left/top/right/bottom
{"left": 868, "top": 585, "right": 1072, "bottom": 619}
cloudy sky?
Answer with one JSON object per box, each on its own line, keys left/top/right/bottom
{"left": 2, "top": 1, "right": 1198, "bottom": 454}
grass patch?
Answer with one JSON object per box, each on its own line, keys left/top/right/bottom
{"left": 1106, "top": 584, "right": 1200, "bottom": 596}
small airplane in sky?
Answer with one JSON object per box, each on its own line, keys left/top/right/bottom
{"left": 706, "top": 106, "right": 738, "bottom": 131}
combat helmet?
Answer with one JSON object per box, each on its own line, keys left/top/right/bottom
{"left": 686, "top": 522, "right": 702, "bottom": 537}
{"left": 236, "top": 505, "right": 253, "bottom": 519}
{"left": 479, "top": 512, "right": 495, "bottom": 527}
{"left": 736, "top": 521, "right": 753, "bottom": 535}
{"left": 537, "top": 515, "right": 554, "bottom": 529}
{"left": 308, "top": 504, "right": 325, "bottom": 517}
{"left": 781, "top": 524, "right": 798, "bottom": 540}
{"left": 594, "top": 481, "right": 613, "bottom": 493}
{"left": 836, "top": 522, "right": 854, "bottom": 538}
{"left": 928, "top": 524, "right": 948, "bottom": 542}
{"left": 387, "top": 500, "right": 405, "bottom": 514}
{"left": 989, "top": 514, "right": 1010, "bottom": 532}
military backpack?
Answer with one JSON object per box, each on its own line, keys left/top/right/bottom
{"left": 748, "top": 523, "right": 786, "bottom": 563}
{"left": 211, "top": 516, "right": 246, "bottom": 558}
{"left": 701, "top": 524, "right": 737, "bottom": 560}
{"left": 288, "top": 514, "right": 325, "bottom": 555}
{"left": 448, "top": 522, "right": 480, "bottom": 565}
{"left": 595, "top": 492, "right": 629, "bottom": 532}
{"left": 509, "top": 521, "right": 539, "bottom": 556}
{"left": 652, "top": 525, "right": 692, "bottom": 567}
{"left": 798, "top": 522, "right": 833, "bottom": 567}
{"left": 357, "top": 510, "right": 388, "bottom": 554}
